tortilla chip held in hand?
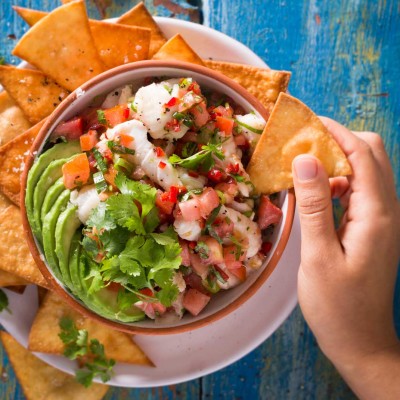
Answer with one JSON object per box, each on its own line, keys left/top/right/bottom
{"left": 247, "top": 93, "right": 352, "bottom": 194}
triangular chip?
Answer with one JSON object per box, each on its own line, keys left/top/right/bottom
{"left": 0, "top": 120, "right": 45, "bottom": 205}
{"left": 0, "top": 332, "right": 109, "bottom": 400}
{"left": 0, "top": 91, "right": 32, "bottom": 145}
{"left": 0, "top": 270, "right": 29, "bottom": 287}
{"left": 88, "top": 21, "right": 151, "bottom": 69}
{"left": 247, "top": 93, "right": 352, "bottom": 194}
{"left": 13, "top": 5, "right": 47, "bottom": 25}
{"left": 13, "top": 1, "right": 105, "bottom": 91}
{"left": 29, "top": 291, "right": 153, "bottom": 366}
{"left": 0, "top": 191, "right": 12, "bottom": 212}
{"left": 0, "top": 205, "right": 48, "bottom": 287}
{"left": 117, "top": 2, "right": 167, "bottom": 57}
{"left": 13, "top": 7, "right": 151, "bottom": 69}
{"left": 204, "top": 60, "right": 291, "bottom": 113}
{"left": 152, "top": 34, "right": 204, "bottom": 66}
{"left": 0, "top": 66, "right": 69, "bottom": 124}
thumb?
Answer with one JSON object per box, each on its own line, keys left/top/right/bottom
{"left": 292, "top": 155, "right": 337, "bottom": 249}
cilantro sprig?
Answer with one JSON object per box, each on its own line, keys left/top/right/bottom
{"left": 169, "top": 141, "right": 225, "bottom": 172}
{"left": 59, "top": 317, "right": 115, "bottom": 387}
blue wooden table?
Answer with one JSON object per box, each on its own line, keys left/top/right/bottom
{"left": 0, "top": 1, "right": 399, "bottom": 398}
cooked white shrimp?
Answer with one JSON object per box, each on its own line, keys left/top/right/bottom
{"left": 70, "top": 185, "right": 100, "bottom": 224}
{"left": 173, "top": 217, "right": 202, "bottom": 241}
{"left": 235, "top": 113, "right": 266, "bottom": 149}
{"left": 133, "top": 80, "right": 189, "bottom": 140}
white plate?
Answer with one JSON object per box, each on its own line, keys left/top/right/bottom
{"left": 0, "top": 17, "right": 299, "bottom": 387}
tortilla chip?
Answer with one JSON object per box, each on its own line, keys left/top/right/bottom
{"left": 0, "top": 205, "right": 48, "bottom": 288}
{"left": 0, "top": 332, "right": 109, "bottom": 400}
{"left": 29, "top": 291, "right": 153, "bottom": 366}
{"left": 117, "top": 1, "right": 167, "bottom": 57}
{"left": 88, "top": 21, "right": 151, "bottom": 69}
{"left": 204, "top": 60, "right": 291, "bottom": 113}
{"left": 0, "top": 191, "right": 12, "bottom": 212}
{"left": 0, "top": 91, "right": 32, "bottom": 145}
{"left": 37, "top": 286, "right": 48, "bottom": 306}
{"left": 13, "top": 7, "right": 151, "bottom": 70}
{"left": 13, "top": 1, "right": 105, "bottom": 91}
{"left": 247, "top": 93, "right": 352, "bottom": 194}
{"left": 0, "top": 120, "right": 45, "bottom": 205}
{"left": 0, "top": 270, "right": 29, "bottom": 287}
{"left": 152, "top": 34, "right": 204, "bottom": 66}
{"left": 12, "top": 5, "right": 47, "bottom": 26}
{"left": 0, "top": 66, "right": 69, "bottom": 124}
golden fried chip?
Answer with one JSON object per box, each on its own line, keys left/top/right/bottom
{"left": 0, "top": 332, "right": 109, "bottom": 400}
{"left": 0, "top": 91, "right": 32, "bottom": 145}
{"left": 0, "top": 120, "right": 45, "bottom": 205}
{"left": 13, "top": 5, "right": 47, "bottom": 25}
{"left": 88, "top": 21, "right": 151, "bottom": 69}
{"left": 204, "top": 60, "right": 291, "bottom": 113}
{"left": 152, "top": 34, "right": 204, "bottom": 66}
{"left": 247, "top": 93, "right": 352, "bottom": 194}
{"left": 118, "top": 1, "right": 167, "bottom": 57}
{"left": 0, "top": 66, "right": 69, "bottom": 124}
{"left": 29, "top": 291, "right": 153, "bottom": 366}
{"left": 0, "top": 270, "right": 28, "bottom": 287}
{"left": 13, "top": 1, "right": 105, "bottom": 91}
{"left": 0, "top": 205, "right": 48, "bottom": 288}
{"left": 0, "top": 191, "right": 12, "bottom": 212}
{"left": 13, "top": 7, "right": 151, "bottom": 70}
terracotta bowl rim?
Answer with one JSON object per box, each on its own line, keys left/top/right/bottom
{"left": 20, "top": 60, "right": 295, "bottom": 335}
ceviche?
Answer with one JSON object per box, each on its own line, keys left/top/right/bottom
{"left": 25, "top": 77, "right": 283, "bottom": 322}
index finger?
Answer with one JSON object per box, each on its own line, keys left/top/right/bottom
{"left": 319, "top": 117, "right": 388, "bottom": 210}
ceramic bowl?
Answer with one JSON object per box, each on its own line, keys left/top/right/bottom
{"left": 21, "top": 60, "right": 295, "bottom": 335}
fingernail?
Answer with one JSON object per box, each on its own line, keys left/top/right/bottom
{"left": 293, "top": 156, "right": 318, "bottom": 181}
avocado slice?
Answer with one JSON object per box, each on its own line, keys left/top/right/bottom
{"left": 69, "top": 231, "right": 83, "bottom": 296}
{"left": 42, "top": 190, "right": 70, "bottom": 281}
{"left": 25, "top": 140, "right": 80, "bottom": 240}
{"left": 40, "top": 177, "right": 65, "bottom": 225}
{"left": 76, "top": 253, "right": 145, "bottom": 323}
{"left": 54, "top": 203, "right": 82, "bottom": 289}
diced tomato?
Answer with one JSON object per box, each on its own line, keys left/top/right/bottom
{"left": 154, "top": 146, "right": 165, "bottom": 157}
{"left": 215, "top": 116, "right": 234, "bottom": 136}
{"left": 198, "top": 236, "right": 224, "bottom": 265}
{"left": 107, "top": 282, "right": 123, "bottom": 292}
{"left": 118, "top": 133, "right": 134, "bottom": 147}
{"left": 234, "top": 134, "right": 250, "bottom": 149}
{"left": 189, "top": 252, "right": 209, "bottom": 279}
{"left": 211, "top": 105, "right": 234, "bottom": 118}
{"left": 197, "top": 188, "right": 220, "bottom": 219}
{"left": 179, "top": 240, "right": 191, "bottom": 267}
{"left": 187, "top": 81, "right": 201, "bottom": 95}
{"left": 155, "top": 190, "right": 175, "bottom": 215}
{"left": 87, "top": 153, "right": 97, "bottom": 172}
{"left": 80, "top": 129, "right": 98, "bottom": 151}
{"left": 158, "top": 161, "right": 167, "bottom": 169}
{"left": 179, "top": 197, "right": 201, "bottom": 221}
{"left": 212, "top": 216, "right": 234, "bottom": 239}
{"left": 188, "top": 171, "right": 199, "bottom": 178}
{"left": 207, "top": 167, "right": 226, "bottom": 183}
{"left": 139, "top": 288, "right": 154, "bottom": 297}
{"left": 53, "top": 116, "right": 84, "bottom": 140}
{"left": 257, "top": 195, "right": 283, "bottom": 230}
{"left": 104, "top": 165, "right": 118, "bottom": 189}
{"left": 165, "top": 97, "right": 178, "bottom": 108}
{"left": 226, "top": 163, "right": 240, "bottom": 174}
{"left": 183, "top": 288, "right": 211, "bottom": 316}
{"left": 261, "top": 241, "right": 273, "bottom": 254}
{"left": 62, "top": 153, "right": 90, "bottom": 189}
{"left": 135, "top": 300, "right": 167, "bottom": 319}
{"left": 229, "top": 265, "right": 247, "bottom": 282}
{"left": 214, "top": 265, "right": 230, "bottom": 281}
{"left": 224, "top": 244, "right": 245, "bottom": 269}
{"left": 103, "top": 105, "right": 130, "bottom": 128}
{"left": 165, "top": 118, "right": 181, "bottom": 132}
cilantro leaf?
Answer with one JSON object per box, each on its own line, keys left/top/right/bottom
{"left": 153, "top": 269, "right": 179, "bottom": 307}
{"left": 0, "top": 289, "right": 10, "bottom": 313}
{"left": 86, "top": 202, "right": 116, "bottom": 231}
{"left": 117, "top": 289, "right": 139, "bottom": 311}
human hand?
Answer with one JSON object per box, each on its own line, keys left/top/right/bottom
{"left": 292, "top": 117, "right": 400, "bottom": 398}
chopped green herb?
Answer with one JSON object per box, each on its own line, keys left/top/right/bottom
{"left": 92, "top": 148, "right": 108, "bottom": 174}
{"left": 181, "top": 142, "right": 198, "bottom": 158}
{"left": 195, "top": 241, "right": 209, "bottom": 259}
{"left": 172, "top": 111, "right": 194, "bottom": 128}
{"left": 96, "top": 110, "right": 107, "bottom": 125}
{"left": 93, "top": 171, "right": 108, "bottom": 193}
{"left": 114, "top": 157, "right": 133, "bottom": 175}
{"left": 163, "top": 84, "right": 173, "bottom": 94}
{"left": 59, "top": 317, "right": 115, "bottom": 387}
{"left": 107, "top": 141, "right": 135, "bottom": 155}
{"left": 129, "top": 102, "right": 137, "bottom": 112}
{"left": 234, "top": 118, "right": 263, "bottom": 134}
{"left": 179, "top": 77, "right": 193, "bottom": 89}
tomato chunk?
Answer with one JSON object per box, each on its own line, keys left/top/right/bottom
{"left": 179, "top": 197, "right": 202, "bottom": 221}
{"left": 103, "top": 105, "right": 130, "bottom": 128}
{"left": 155, "top": 190, "right": 175, "bottom": 215}
{"left": 229, "top": 265, "right": 247, "bottom": 282}
{"left": 183, "top": 288, "right": 211, "bottom": 316}
{"left": 215, "top": 116, "right": 234, "bottom": 136}
{"left": 80, "top": 129, "right": 98, "bottom": 151}
{"left": 197, "top": 188, "right": 220, "bottom": 219}
{"left": 53, "top": 116, "right": 84, "bottom": 140}
{"left": 62, "top": 153, "right": 90, "bottom": 189}
{"left": 257, "top": 195, "right": 283, "bottom": 230}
